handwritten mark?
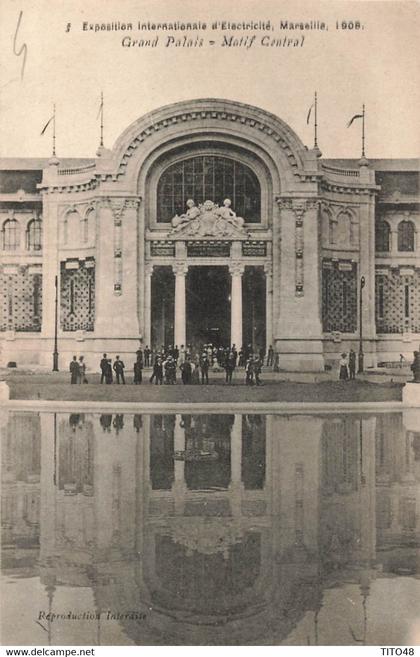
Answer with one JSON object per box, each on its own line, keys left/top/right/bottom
{"left": 13, "top": 10, "right": 27, "bottom": 81}
{"left": 35, "top": 620, "right": 48, "bottom": 633}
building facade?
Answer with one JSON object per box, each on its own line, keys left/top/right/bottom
{"left": 0, "top": 98, "right": 419, "bottom": 370}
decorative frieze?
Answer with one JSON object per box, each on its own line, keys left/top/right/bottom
{"left": 150, "top": 241, "right": 175, "bottom": 257}
{"left": 242, "top": 241, "right": 267, "bottom": 257}
{"left": 187, "top": 241, "right": 231, "bottom": 258}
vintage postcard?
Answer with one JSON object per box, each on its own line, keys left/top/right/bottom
{"left": 0, "top": 0, "right": 419, "bottom": 652}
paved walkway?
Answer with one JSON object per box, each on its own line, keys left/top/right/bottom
{"left": 3, "top": 369, "right": 403, "bottom": 403}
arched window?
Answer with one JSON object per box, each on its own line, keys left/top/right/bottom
{"left": 336, "top": 211, "right": 351, "bottom": 245}
{"left": 62, "top": 211, "right": 80, "bottom": 246}
{"left": 156, "top": 155, "right": 261, "bottom": 223}
{"left": 27, "top": 218, "right": 42, "bottom": 251}
{"left": 375, "top": 219, "right": 390, "bottom": 252}
{"left": 2, "top": 218, "right": 19, "bottom": 250}
{"left": 329, "top": 216, "right": 338, "bottom": 244}
{"left": 398, "top": 220, "right": 415, "bottom": 252}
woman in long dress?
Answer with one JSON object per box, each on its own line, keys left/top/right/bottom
{"left": 339, "top": 353, "right": 349, "bottom": 381}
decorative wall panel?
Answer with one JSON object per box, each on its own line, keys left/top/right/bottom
{"left": 60, "top": 259, "right": 95, "bottom": 332}
{"left": 322, "top": 260, "right": 357, "bottom": 333}
{"left": 0, "top": 265, "right": 42, "bottom": 331}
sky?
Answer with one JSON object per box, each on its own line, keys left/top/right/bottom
{"left": 0, "top": 0, "right": 419, "bottom": 159}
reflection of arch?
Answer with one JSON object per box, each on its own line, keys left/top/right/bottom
{"left": 375, "top": 219, "right": 390, "bottom": 252}
{"left": 26, "top": 218, "right": 42, "bottom": 251}
{"left": 2, "top": 218, "right": 19, "bottom": 250}
{"left": 397, "top": 219, "right": 415, "bottom": 252}
{"left": 156, "top": 154, "right": 261, "bottom": 223}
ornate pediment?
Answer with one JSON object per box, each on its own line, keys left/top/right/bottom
{"left": 169, "top": 199, "right": 250, "bottom": 240}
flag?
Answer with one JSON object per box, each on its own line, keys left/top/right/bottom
{"left": 40, "top": 115, "right": 53, "bottom": 136}
{"left": 96, "top": 96, "right": 103, "bottom": 120}
{"left": 306, "top": 102, "right": 315, "bottom": 124}
{"left": 347, "top": 113, "right": 363, "bottom": 128}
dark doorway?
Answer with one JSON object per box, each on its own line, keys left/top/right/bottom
{"left": 186, "top": 266, "right": 230, "bottom": 349}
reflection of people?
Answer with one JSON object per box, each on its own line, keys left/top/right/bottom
{"left": 100, "top": 414, "right": 112, "bottom": 432}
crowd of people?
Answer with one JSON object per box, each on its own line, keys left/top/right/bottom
{"left": 69, "top": 342, "right": 275, "bottom": 386}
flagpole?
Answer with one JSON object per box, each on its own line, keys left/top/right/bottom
{"left": 361, "top": 103, "right": 365, "bottom": 158}
{"left": 52, "top": 103, "right": 56, "bottom": 157}
{"left": 314, "top": 91, "right": 318, "bottom": 149}
{"left": 100, "top": 92, "right": 104, "bottom": 147}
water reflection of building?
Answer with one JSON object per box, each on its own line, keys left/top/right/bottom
{"left": 1, "top": 410, "right": 419, "bottom": 645}
{"left": 1, "top": 413, "right": 41, "bottom": 571}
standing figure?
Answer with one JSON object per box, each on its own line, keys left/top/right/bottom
{"left": 69, "top": 356, "right": 80, "bottom": 384}
{"left": 224, "top": 352, "right": 235, "bottom": 384}
{"left": 144, "top": 345, "right": 151, "bottom": 367}
{"left": 200, "top": 353, "right": 209, "bottom": 384}
{"left": 245, "top": 358, "right": 254, "bottom": 386}
{"left": 192, "top": 360, "right": 200, "bottom": 384}
{"left": 113, "top": 355, "right": 126, "bottom": 384}
{"left": 165, "top": 356, "right": 176, "bottom": 384}
{"left": 266, "top": 345, "right": 274, "bottom": 367}
{"left": 339, "top": 353, "right": 349, "bottom": 381}
{"left": 78, "top": 356, "right": 88, "bottom": 383}
{"left": 348, "top": 349, "right": 356, "bottom": 380}
{"left": 133, "top": 356, "right": 143, "bottom": 384}
{"left": 152, "top": 357, "right": 163, "bottom": 385}
{"left": 100, "top": 353, "right": 108, "bottom": 384}
{"left": 254, "top": 357, "right": 262, "bottom": 386}
{"left": 106, "top": 358, "right": 113, "bottom": 384}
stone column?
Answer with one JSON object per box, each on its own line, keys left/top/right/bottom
{"left": 264, "top": 262, "right": 273, "bottom": 351}
{"left": 144, "top": 264, "right": 153, "bottom": 348}
{"left": 230, "top": 262, "right": 244, "bottom": 348}
{"left": 173, "top": 263, "right": 188, "bottom": 348}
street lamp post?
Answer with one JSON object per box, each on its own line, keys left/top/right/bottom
{"left": 358, "top": 276, "right": 366, "bottom": 373}
{"left": 52, "top": 275, "right": 59, "bottom": 371}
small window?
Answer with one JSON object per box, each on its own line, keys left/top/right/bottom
{"left": 2, "top": 219, "right": 19, "bottom": 250}
{"left": 398, "top": 220, "right": 415, "bottom": 252}
{"left": 27, "top": 218, "right": 42, "bottom": 251}
{"left": 375, "top": 219, "right": 390, "bottom": 252}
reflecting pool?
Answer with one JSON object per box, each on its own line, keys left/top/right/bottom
{"left": 1, "top": 410, "right": 419, "bottom": 645}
